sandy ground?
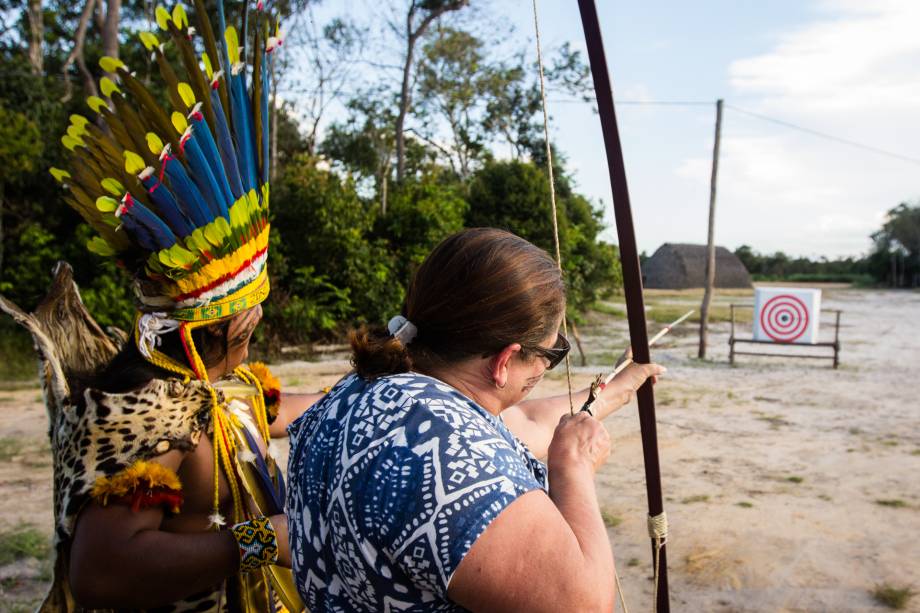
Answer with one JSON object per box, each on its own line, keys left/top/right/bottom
{"left": 0, "top": 286, "right": 917, "bottom": 611}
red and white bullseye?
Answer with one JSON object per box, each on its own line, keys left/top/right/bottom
{"left": 759, "top": 294, "right": 809, "bottom": 343}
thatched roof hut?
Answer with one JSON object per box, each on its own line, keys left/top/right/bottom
{"left": 643, "top": 243, "right": 752, "bottom": 289}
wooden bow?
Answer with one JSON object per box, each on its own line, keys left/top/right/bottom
{"left": 575, "top": 2, "right": 671, "bottom": 610}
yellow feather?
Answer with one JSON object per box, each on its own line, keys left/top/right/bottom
{"left": 171, "top": 111, "right": 189, "bottom": 135}
{"left": 177, "top": 82, "right": 196, "bottom": 107}
{"left": 100, "top": 178, "right": 125, "bottom": 196}
{"left": 146, "top": 132, "right": 165, "bottom": 155}
{"left": 139, "top": 31, "right": 160, "bottom": 51}
{"left": 225, "top": 27, "right": 240, "bottom": 66}
{"left": 100, "top": 77, "right": 121, "bottom": 98}
{"left": 50, "top": 168, "right": 71, "bottom": 183}
{"left": 87, "top": 96, "right": 108, "bottom": 114}
{"left": 155, "top": 6, "right": 172, "bottom": 31}
{"left": 96, "top": 196, "right": 119, "bottom": 212}
{"left": 202, "top": 52, "right": 213, "bottom": 80}
{"left": 172, "top": 3, "right": 189, "bottom": 30}
{"left": 123, "top": 151, "right": 146, "bottom": 175}
{"left": 99, "top": 56, "right": 126, "bottom": 73}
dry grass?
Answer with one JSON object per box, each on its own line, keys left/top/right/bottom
{"left": 600, "top": 508, "right": 622, "bottom": 528}
{"left": 875, "top": 499, "right": 908, "bottom": 508}
{"left": 871, "top": 583, "right": 915, "bottom": 609}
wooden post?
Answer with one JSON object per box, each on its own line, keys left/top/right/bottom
{"left": 568, "top": 319, "right": 587, "bottom": 366}
{"left": 833, "top": 310, "right": 841, "bottom": 369}
{"left": 698, "top": 99, "right": 723, "bottom": 359}
{"left": 729, "top": 303, "right": 735, "bottom": 365}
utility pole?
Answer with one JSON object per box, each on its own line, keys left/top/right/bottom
{"left": 698, "top": 99, "right": 723, "bottom": 359}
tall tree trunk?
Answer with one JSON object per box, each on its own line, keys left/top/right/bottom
{"left": 101, "top": 0, "right": 121, "bottom": 66}
{"left": 27, "top": 0, "right": 43, "bottom": 75}
{"left": 0, "top": 185, "right": 5, "bottom": 278}
{"left": 394, "top": 1, "right": 469, "bottom": 182}
{"left": 394, "top": 18, "right": 418, "bottom": 183}
{"left": 61, "top": 0, "right": 98, "bottom": 102}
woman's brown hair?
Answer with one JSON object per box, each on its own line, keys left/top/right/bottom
{"left": 351, "top": 228, "right": 565, "bottom": 379}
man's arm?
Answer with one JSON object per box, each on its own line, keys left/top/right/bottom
{"left": 68, "top": 450, "right": 290, "bottom": 609}
{"left": 269, "top": 392, "right": 326, "bottom": 437}
{"left": 70, "top": 502, "right": 241, "bottom": 608}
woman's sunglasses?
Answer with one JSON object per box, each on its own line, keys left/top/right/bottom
{"left": 527, "top": 333, "right": 571, "bottom": 370}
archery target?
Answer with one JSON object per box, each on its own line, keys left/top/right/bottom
{"left": 753, "top": 287, "right": 821, "bottom": 344}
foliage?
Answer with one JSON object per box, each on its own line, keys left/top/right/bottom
{"left": 734, "top": 202, "right": 920, "bottom": 289}
{"left": 0, "top": 103, "right": 42, "bottom": 179}
{"left": 867, "top": 203, "right": 920, "bottom": 288}
{"left": 467, "top": 160, "right": 621, "bottom": 313}
{"left": 270, "top": 156, "right": 403, "bottom": 332}
{"left": 0, "top": 1, "right": 637, "bottom": 371}
{"left": 374, "top": 172, "right": 468, "bottom": 280}
{"left": 734, "top": 245, "right": 874, "bottom": 285}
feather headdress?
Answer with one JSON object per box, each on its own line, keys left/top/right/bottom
{"left": 51, "top": 0, "right": 282, "bottom": 379}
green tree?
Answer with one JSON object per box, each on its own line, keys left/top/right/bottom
{"left": 0, "top": 104, "right": 42, "bottom": 276}
{"left": 466, "top": 159, "right": 620, "bottom": 313}
{"left": 271, "top": 156, "right": 403, "bottom": 330}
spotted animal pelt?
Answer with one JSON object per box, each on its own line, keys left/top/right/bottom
{"left": 40, "top": 378, "right": 216, "bottom": 612}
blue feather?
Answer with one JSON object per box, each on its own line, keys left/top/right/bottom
{"left": 261, "top": 53, "right": 270, "bottom": 184}
{"left": 210, "top": 88, "right": 245, "bottom": 200}
{"left": 125, "top": 197, "right": 178, "bottom": 251}
{"left": 229, "top": 73, "right": 257, "bottom": 192}
{"left": 182, "top": 131, "right": 230, "bottom": 219}
{"left": 118, "top": 213, "right": 158, "bottom": 252}
{"left": 190, "top": 111, "right": 234, "bottom": 208}
{"left": 216, "top": 0, "right": 232, "bottom": 84}
{"left": 161, "top": 154, "right": 214, "bottom": 227}
{"left": 141, "top": 173, "right": 195, "bottom": 237}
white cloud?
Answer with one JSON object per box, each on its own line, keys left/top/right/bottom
{"left": 689, "top": 0, "right": 920, "bottom": 257}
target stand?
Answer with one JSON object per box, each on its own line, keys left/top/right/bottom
{"left": 729, "top": 295, "right": 842, "bottom": 369}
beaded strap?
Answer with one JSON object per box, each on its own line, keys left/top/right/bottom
{"left": 231, "top": 516, "right": 279, "bottom": 572}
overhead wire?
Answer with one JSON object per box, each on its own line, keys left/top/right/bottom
{"left": 549, "top": 97, "right": 920, "bottom": 167}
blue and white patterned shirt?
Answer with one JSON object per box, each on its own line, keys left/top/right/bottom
{"left": 286, "top": 372, "right": 548, "bottom": 612}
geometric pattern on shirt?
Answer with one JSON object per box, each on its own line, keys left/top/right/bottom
{"left": 287, "top": 372, "right": 548, "bottom": 612}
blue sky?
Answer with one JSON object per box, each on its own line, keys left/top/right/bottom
{"left": 303, "top": 1, "right": 920, "bottom": 258}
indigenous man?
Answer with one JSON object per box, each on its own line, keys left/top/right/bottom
{"left": 40, "top": 1, "right": 319, "bottom": 609}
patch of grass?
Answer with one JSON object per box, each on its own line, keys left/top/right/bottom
{"left": 754, "top": 412, "right": 791, "bottom": 429}
{"left": 786, "top": 476, "right": 804, "bottom": 484}
{"left": 0, "top": 436, "right": 24, "bottom": 462}
{"left": 590, "top": 301, "right": 626, "bottom": 318}
{"left": 736, "top": 501, "right": 754, "bottom": 508}
{"left": 871, "top": 583, "right": 915, "bottom": 609}
{"left": 0, "top": 322, "right": 39, "bottom": 382}
{"left": 875, "top": 499, "right": 908, "bottom": 508}
{"left": 848, "top": 427, "right": 863, "bottom": 435}
{"left": 0, "top": 524, "right": 51, "bottom": 565}
{"left": 600, "top": 508, "right": 622, "bottom": 528}
{"left": 681, "top": 494, "right": 710, "bottom": 504}
{"left": 818, "top": 494, "right": 833, "bottom": 502}
{"left": 912, "top": 449, "right": 920, "bottom": 456}
{"left": 627, "top": 557, "right": 640, "bottom": 567}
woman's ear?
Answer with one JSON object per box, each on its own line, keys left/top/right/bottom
{"left": 490, "top": 343, "right": 522, "bottom": 389}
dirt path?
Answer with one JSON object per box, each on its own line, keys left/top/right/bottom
{"left": 1, "top": 287, "right": 917, "bottom": 611}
